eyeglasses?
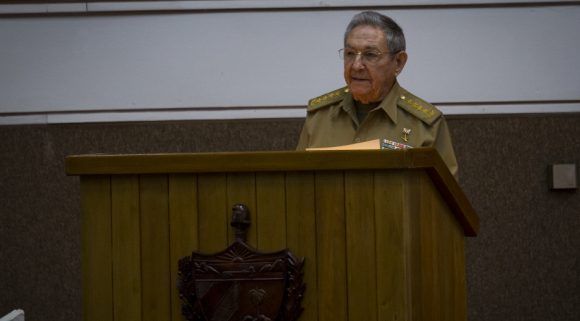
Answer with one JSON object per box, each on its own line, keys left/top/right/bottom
{"left": 338, "top": 48, "right": 390, "bottom": 64}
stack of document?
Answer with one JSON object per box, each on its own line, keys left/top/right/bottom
{"left": 306, "top": 139, "right": 412, "bottom": 151}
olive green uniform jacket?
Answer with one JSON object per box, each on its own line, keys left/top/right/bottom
{"left": 296, "top": 82, "right": 459, "bottom": 178}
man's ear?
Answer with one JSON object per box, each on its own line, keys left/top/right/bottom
{"left": 395, "top": 51, "right": 408, "bottom": 73}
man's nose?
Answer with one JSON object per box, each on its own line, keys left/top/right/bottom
{"left": 352, "top": 54, "right": 365, "bottom": 70}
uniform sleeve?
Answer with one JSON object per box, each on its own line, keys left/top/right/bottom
{"left": 433, "top": 116, "right": 459, "bottom": 180}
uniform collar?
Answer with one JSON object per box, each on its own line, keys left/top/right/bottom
{"left": 336, "top": 91, "right": 356, "bottom": 120}
{"left": 377, "top": 82, "right": 401, "bottom": 125}
{"left": 339, "top": 82, "right": 401, "bottom": 125}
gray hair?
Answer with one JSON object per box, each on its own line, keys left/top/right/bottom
{"left": 344, "top": 11, "right": 406, "bottom": 54}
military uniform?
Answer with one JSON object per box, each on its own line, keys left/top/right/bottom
{"left": 296, "top": 82, "right": 458, "bottom": 177}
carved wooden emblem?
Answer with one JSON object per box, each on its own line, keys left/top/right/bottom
{"left": 178, "top": 204, "right": 305, "bottom": 321}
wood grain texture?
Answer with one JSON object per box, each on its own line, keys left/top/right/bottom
{"left": 315, "top": 171, "right": 348, "bottom": 321}
{"left": 406, "top": 171, "right": 423, "bottom": 321}
{"left": 374, "top": 171, "right": 410, "bottom": 321}
{"left": 65, "top": 150, "right": 405, "bottom": 174}
{"left": 111, "top": 175, "right": 142, "bottom": 321}
{"left": 435, "top": 188, "right": 454, "bottom": 321}
{"left": 419, "top": 173, "right": 437, "bottom": 321}
{"left": 66, "top": 149, "right": 478, "bottom": 236}
{"left": 140, "top": 175, "right": 171, "bottom": 321}
{"left": 68, "top": 150, "right": 476, "bottom": 236}
{"left": 285, "top": 172, "right": 317, "bottom": 321}
{"left": 197, "top": 173, "right": 228, "bottom": 253}
{"left": 169, "top": 174, "right": 198, "bottom": 321}
{"left": 453, "top": 218, "right": 468, "bottom": 321}
{"left": 256, "top": 172, "right": 286, "bottom": 251}
{"left": 73, "top": 151, "right": 475, "bottom": 321}
{"left": 344, "top": 170, "right": 377, "bottom": 321}
{"left": 80, "top": 176, "right": 113, "bottom": 321}
{"left": 428, "top": 177, "right": 443, "bottom": 321}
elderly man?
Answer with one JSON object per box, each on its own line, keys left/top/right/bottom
{"left": 297, "top": 11, "right": 458, "bottom": 177}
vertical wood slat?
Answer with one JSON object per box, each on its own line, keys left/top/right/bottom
{"left": 345, "top": 171, "right": 377, "bottom": 321}
{"left": 226, "top": 173, "right": 257, "bottom": 246}
{"left": 140, "top": 175, "right": 171, "bottom": 321}
{"left": 419, "top": 173, "right": 436, "bottom": 321}
{"left": 197, "top": 174, "right": 228, "bottom": 253}
{"left": 406, "top": 171, "right": 423, "bottom": 321}
{"left": 435, "top": 189, "right": 454, "bottom": 321}
{"left": 169, "top": 174, "right": 199, "bottom": 321}
{"left": 111, "top": 175, "right": 142, "bottom": 321}
{"left": 453, "top": 217, "right": 468, "bottom": 321}
{"left": 374, "top": 171, "right": 409, "bottom": 321}
{"left": 285, "top": 172, "right": 317, "bottom": 321}
{"left": 315, "top": 171, "right": 348, "bottom": 321}
{"left": 256, "top": 172, "right": 286, "bottom": 251}
{"left": 428, "top": 177, "right": 442, "bottom": 321}
{"left": 80, "top": 176, "right": 113, "bottom": 321}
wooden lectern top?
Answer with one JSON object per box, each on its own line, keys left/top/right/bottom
{"left": 66, "top": 148, "right": 478, "bottom": 236}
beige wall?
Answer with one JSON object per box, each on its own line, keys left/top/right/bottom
{"left": 1, "top": 3, "right": 580, "bottom": 123}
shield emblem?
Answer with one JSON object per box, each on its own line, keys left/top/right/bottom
{"left": 178, "top": 204, "right": 305, "bottom": 321}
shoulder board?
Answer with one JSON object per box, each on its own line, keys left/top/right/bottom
{"left": 397, "top": 90, "right": 442, "bottom": 125}
{"left": 307, "top": 87, "right": 349, "bottom": 112}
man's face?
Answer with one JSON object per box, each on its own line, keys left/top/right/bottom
{"left": 343, "top": 25, "right": 407, "bottom": 104}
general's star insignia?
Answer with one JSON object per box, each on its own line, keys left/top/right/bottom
{"left": 402, "top": 128, "right": 412, "bottom": 142}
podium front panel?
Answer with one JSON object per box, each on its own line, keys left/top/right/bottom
{"left": 79, "top": 169, "right": 467, "bottom": 321}
{"left": 71, "top": 150, "right": 476, "bottom": 321}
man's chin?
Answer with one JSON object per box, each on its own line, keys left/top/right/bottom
{"left": 351, "top": 90, "right": 374, "bottom": 104}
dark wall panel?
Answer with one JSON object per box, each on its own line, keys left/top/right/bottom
{"left": 451, "top": 115, "right": 580, "bottom": 321}
{"left": 0, "top": 115, "right": 578, "bottom": 321}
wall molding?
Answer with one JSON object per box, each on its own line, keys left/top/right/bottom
{"left": 1, "top": 102, "right": 579, "bottom": 125}
{"left": 1, "top": 0, "right": 578, "bottom": 15}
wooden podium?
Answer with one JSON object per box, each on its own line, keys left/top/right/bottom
{"left": 66, "top": 148, "right": 478, "bottom": 321}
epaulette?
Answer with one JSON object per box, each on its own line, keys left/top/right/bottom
{"left": 307, "top": 87, "right": 349, "bottom": 112}
{"left": 397, "top": 90, "right": 442, "bottom": 125}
